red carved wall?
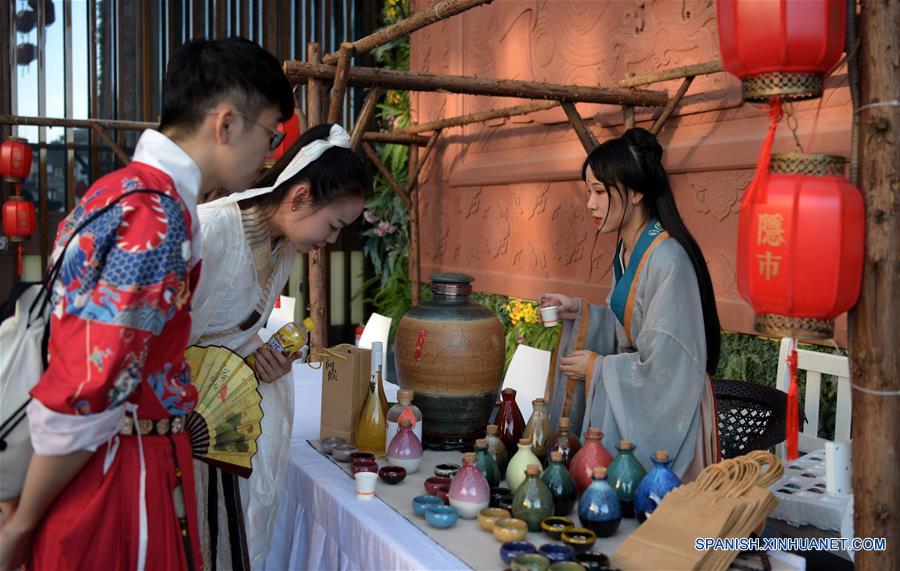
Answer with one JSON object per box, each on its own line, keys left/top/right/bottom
{"left": 409, "top": 0, "right": 852, "bottom": 340}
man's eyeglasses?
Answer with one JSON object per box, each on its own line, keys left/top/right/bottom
{"left": 209, "top": 110, "right": 285, "bottom": 151}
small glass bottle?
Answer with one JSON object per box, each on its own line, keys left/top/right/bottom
{"left": 386, "top": 389, "right": 423, "bottom": 453}
{"left": 484, "top": 424, "right": 509, "bottom": 473}
{"left": 355, "top": 346, "right": 387, "bottom": 453}
{"left": 474, "top": 438, "right": 502, "bottom": 488}
{"left": 547, "top": 417, "right": 581, "bottom": 468}
{"left": 522, "top": 397, "right": 551, "bottom": 464}
{"left": 372, "top": 341, "right": 389, "bottom": 415}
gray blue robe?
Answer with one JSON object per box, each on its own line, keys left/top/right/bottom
{"left": 545, "top": 220, "right": 718, "bottom": 479}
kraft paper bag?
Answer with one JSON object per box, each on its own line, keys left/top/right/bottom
{"left": 316, "top": 344, "right": 372, "bottom": 443}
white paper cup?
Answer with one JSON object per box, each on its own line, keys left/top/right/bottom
{"left": 355, "top": 472, "right": 378, "bottom": 500}
{"left": 539, "top": 305, "right": 559, "bottom": 327}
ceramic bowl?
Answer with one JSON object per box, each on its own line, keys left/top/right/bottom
{"left": 320, "top": 436, "right": 346, "bottom": 454}
{"left": 412, "top": 495, "right": 443, "bottom": 516}
{"left": 538, "top": 543, "right": 576, "bottom": 563}
{"left": 349, "top": 452, "right": 376, "bottom": 465}
{"left": 332, "top": 443, "right": 358, "bottom": 462}
{"left": 378, "top": 465, "right": 407, "bottom": 485}
{"left": 548, "top": 562, "right": 587, "bottom": 571}
{"left": 512, "top": 553, "right": 551, "bottom": 571}
{"left": 541, "top": 516, "right": 575, "bottom": 540}
{"left": 493, "top": 517, "right": 529, "bottom": 543}
{"left": 478, "top": 507, "right": 511, "bottom": 531}
{"left": 574, "top": 552, "right": 611, "bottom": 571}
{"left": 424, "top": 476, "right": 452, "bottom": 495}
{"left": 434, "top": 463, "right": 460, "bottom": 478}
{"left": 435, "top": 484, "right": 450, "bottom": 505}
{"left": 490, "top": 487, "right": 512, "bottom": 508}
{"left": 561, "top": 529, "right": 597, "bottom": 555}
{"left": 351, "top": 460, "right": 378, "bottom": 475}
{"left": 425, "top": 505, "right": 459, "bottom": 529}
{"left": 499, "top": 541, "right": 536, "bottom": 564}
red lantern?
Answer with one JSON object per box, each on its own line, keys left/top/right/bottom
{"left": 716, "top": 0, "right": 846, "bottom": 102}
{"left": 2, "top": 196, "right": 36, "bottom": 241}
{"left": 264, "top": 113, "right": 302, "bottom": 169}
{"left": 1, "top": 137, "right": 35, "bottom": 276}
{"left": 0, "top": 137, "right": 33, "bottom": 182}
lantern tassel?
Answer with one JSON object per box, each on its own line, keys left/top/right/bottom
{"left": 16, "top": 243, "right": 24, "bottom": 277}
{"left": 741, "top": 97, "right": 784, "bottom": 209}
{"left": 786, "top": 338, "right": 800, "bottom": 460}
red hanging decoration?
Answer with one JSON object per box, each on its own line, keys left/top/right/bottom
{"left": 1, "top": 138, "right": 35, "bottom": 277}
{"left": 785, "top": 344, "right": 800, "bottom": 460}
{"left": 264, "top": 113, "right": 302, "bottom": 169}
{"left": 716, "top": 0, "right": 846, "bottom": 102}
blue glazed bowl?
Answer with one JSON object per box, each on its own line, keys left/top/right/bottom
{"left": 425, "top": 505, "right": 459, "bottom": 529}
{"left": 538, "top": 543, "right": 576, "bottom": 563}
{"left": 413, "top": 495, "right": 444, "bottom": 516}
{"left": 500, "top": 541, "right": 537, "bottom": 564}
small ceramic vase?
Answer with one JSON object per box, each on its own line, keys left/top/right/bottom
{"left": 507, "top": 438, "right": 542, "bottom": 493}
{"left": 540, "top": 516, "right": 575, "bottom": 540}
{"left": 634, "top": 450, "right": 681, "bottom": 523}
{"left": 538, "top": 544, "right": 576, "bottom": 563}
{"left": 512, "top": 553, "right": 551, "bottom": 571}
{"left": 546, "top": 417, "right": 581, "bottom": 468}
{"left": 412, "top": 495, "right": 443, "bottom": 516}
{"left": 606, "top": 440, "right": 646, "bottom": 518}
{"left": 578, "top": 467, "right": 621, "bottom": 538}
{"left": 448, "top": 452, "right": 490, "bottom": 519}
{"left": 496, "top": 388, "right": 526, "bottom": 455}
{"left": 522, "top": 398, "right": 552, "bottom": 463}
{"left": 385, "top": 388, "right": 423, "bottom": 453}
{"left": 541, "top": 451, "right": 577, "bottom": 516}
{"left": 560, "top": 528, "right": 596, "bottom": 555}
{"left": 386, "top": 418, "right": 423, "bottom": 473}
{"left": 474, "top": 438, "right": 502, "bottom": 488}
{"left": 511, "top": 464, "right": 555, "bottom": 532}
{"left": 485, "top": 424, "right": 510, "bottom": 472}
{"left": 568, "top": 427, "right": 613, "bottom": 495}
{"left": 500, "top": 541, "right": 537, "bottom": 564}
{"left": 478, "top": 507, "right": 510, "bottom": 531}
{"left": 493, "top": 517, "right": 529, "bottom": 542}
{"left": 425, "top": 505, "right": 458, "bottom": 528}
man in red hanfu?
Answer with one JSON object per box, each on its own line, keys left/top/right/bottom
{"left": 0, "top": 37, "right": 293, "bottom": 571}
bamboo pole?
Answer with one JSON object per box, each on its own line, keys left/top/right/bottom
{"left": 405, "top": 130, "right": 441, "bottom": 196}
{"left": 849, "top": 0, "right": 899, "bottom": 567}
{"left": 397, "top": 100, "right": 559, "bottom": 134}
{"left": 283, "top": 62, "right": 669, "bottom": 106}
{"left": 623, "top": 105, "right": 635, "bottom": 129}
{"left": 561, "top": 102, "right": 597, "bottom": 153}
{"left": 618, "top": 60, "right": 723, "bottom": 88}
{"left": 350, "top": 88, "right": 384, "bottom": 151}
{"left": 0, "top": 114, "right": 154, "bottom": 131}
{"left": 650, "top": 76, "right": 694, "bottom": 135}
{"left": 306, "top": 42, "right": 328, "bottom": 350}
{"left": 362, "top": 141, "right": 411, "bottom": 209}
{"left": 362, "top": 131, "right": 429, "bottom": 146}
{"left": 326, "top": 43, "right": 354, "bottom": 124}
{"left": 321, "top": 0, "right": 492, "bottom": 65}
{"left": 293, "top": 85, "right": 308, "bottom": 132}
{"left": 93, "top": 126, "right": 131, "bottom": 166}
{"left": 408, "top": 143, "right": 420, "bottom": 306}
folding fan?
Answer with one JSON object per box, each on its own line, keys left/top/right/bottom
{"left": 185, "top": 345, "right": 263, "bottom": 478}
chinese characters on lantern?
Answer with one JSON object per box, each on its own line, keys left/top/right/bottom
{"left": 756, "top": 213, "right": 785, "bottom": 282}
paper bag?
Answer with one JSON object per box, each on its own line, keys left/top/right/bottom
{"left": 317, "top": 344, "right": 372, "bottom": 443}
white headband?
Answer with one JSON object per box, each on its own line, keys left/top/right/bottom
{"left": 226, "top": 123, "right": 352, "bottom": 203}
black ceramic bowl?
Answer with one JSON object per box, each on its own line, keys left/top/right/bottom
{"left": 434, "top": 463, "right": 461, "bottom": 478}
{"left": 498, "top": 495, "right": 514, "bottom": 512}
{"left": 575, "top": 551, "right": 613, "bottom": 571}
{"left": 561, "top": 528, "right": 596, "bottom": 555}
{"left": 490, "top": 487, "right": 512, "bottom": 508}
{"left": 378, "top": 465, "right": 407, "bottom": 485}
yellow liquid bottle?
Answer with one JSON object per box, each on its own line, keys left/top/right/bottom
{"left": 356, "top": 346, "right": 387, "bottom": 453}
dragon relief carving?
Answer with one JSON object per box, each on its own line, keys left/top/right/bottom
{"left": 551, "top": 202, "right": 587, "bottom": 265}
{"left": 684, "top": 170, "right": 754, "bottom": 221}
{"left": 481, "top": 203, "right": 512, "bottom": 259}
{"left": 512, "top": 182, "right": 550, "bottom": 220}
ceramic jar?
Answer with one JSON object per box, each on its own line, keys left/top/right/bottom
{"left": 634, "top": 450, "right": 681, "bottom": 523}
{"left": 496, "top": 388, "right": 526, "bottom": 455}
{"left": 394, "top": 273, "right": 505, "bottom": 444}
{"left": 511, "top": 464, "right": 555, "bottom": 532}
{"left": 546, "top": 417, "right": 581, "bottom": 468}
{"left": 474, "top": 438, "right": 502, "bottom": 488}
{"left": 485, "top": 424, "right": 509, "bottom": 472}
{"left": 507, "top": 438, "right": 542, "bottom": 493}
{"left": 386, "top": 419, "right": 423, "bottom": 473}
{"left": 578, "top": 467, "right": 621, "bottom": 537}
{"left": 522, "top": 398, "right": 552, "bottom": 463}
{"left": 541, "top": 451, "right": 577, "bottom": 516}
{"left": 448, "top": 452, "right": 491, "bottom": 519}
{"left": 606, "top": 440, "right": 646, "bottom": 518}
{"left": 386, "top": 388, "right": 423, "bottom": 453}
{"left": 569, "top": 427, "right": 613, "bottom": 495}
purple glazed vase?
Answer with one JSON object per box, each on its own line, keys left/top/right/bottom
{"left": 448, "top": 453, "right": 490, "bottom": 519}
{"left": 386, "top": 419, "right": 423, "bottom": 474}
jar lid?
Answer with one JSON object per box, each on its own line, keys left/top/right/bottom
{"left": 593, "top": 466, "right": 608, "bottom": 479}
{"left": 518, "top": 438, "right": 531, "bottom": 445}
{"left": 429, "top": 272, "right": 474, "bottom": 284}
{"left": 550, "top": 451, "right": 563, "bottom": 462}
{"left": 586, "top": 427, "right": 602, "bottom": 439}
{"left": 558, "top": 417, "right": 570, "bottom": 428}
{"left": 430, "top": 273, "right": 473, "bottom": 297}
{"left": 656, "top": 450, "right": 669, "bottom": 462}
{"left": 526, "top": 464, "right": 541, "bottom": 476}
{"left": 619, "top": 439, "right": 633, "bottom": 449}
{"left": 475, "top": 438, "right": 487, "bottom": 447}
{"left": 486, "top": 424, "right": 498, "bottom": 434}
{"left": 397, "top": 389, "right": 414, "bottom": 402}
{"left": 463, "top": 452, "right": 476, "bottom": 463}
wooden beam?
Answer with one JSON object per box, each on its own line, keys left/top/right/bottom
{"left": 618, "top": 60, "right": 724, "bottom": 88}
{"left": 623, "top": 105, "right": 635, "bottom": 129}
{"left": 849, "top": 0, "right": 900, "bottom": 567}
{"left": 408, "top": 143, "right": 420, "bottom": 307}
{"left": 350, "top": 88, "right": 384, "bottom": 151}
{"left": 362, "top": 141, "right": 411, "bottom": 209}
{"left": 306, "top": 42, "right": 328, "bottom": 350}
{"left": 326, "top": 43, "right": 354, "bottom": 124}
{"left": 0, "top": 114, "right": 155, "bottom": 131}
{"left": 650, "top": 76, "right": 694, "bottom": 135}
{"left": 306, "top": 43, "right": 323, "bottom": 128}
{"left": 405, "top": 130, "right": 441, "bottom": 196}
{"left": 362, "top": 131, "right": 429, "bottom": 146}
{"left": 397, "top": 100, "right": 559, "bottom": 134}
{"left": 293, "top": 85, "right": 308, "bottom": 133}
{"left": 561, "top": 101, "right": 597, "bottom": 153}
{"left": 93, "top": 126, "right": 131, "bottom": 166}
{"left": 321, "top": 0, "right": 492, "bottom": 65}
{"left": 283, "top": 62, "right": 670, "bottom": 106}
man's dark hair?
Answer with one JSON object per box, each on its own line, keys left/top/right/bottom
{"left": 159, "top": 37, "right": 293, "bottom": 133}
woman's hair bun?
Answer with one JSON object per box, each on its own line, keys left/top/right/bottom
{"left": 623, "top": 127, "right": 663, "bottom": 163}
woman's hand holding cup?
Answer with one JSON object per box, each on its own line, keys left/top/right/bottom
{"left": 538, "top": 293, "right": 580, "bottom": 322}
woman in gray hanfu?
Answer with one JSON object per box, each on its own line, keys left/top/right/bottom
{"left": 540, "top": 128, "right": 721, "bottom": 480}
{"left": 189, "top": 123, "right": 367, "bottom": 570}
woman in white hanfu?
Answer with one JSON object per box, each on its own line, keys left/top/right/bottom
{"left": 540, "top": 128, "right": 721, "bottom": 481}
{"left": 189, "top": 123, "right": 367, "bottom": 570}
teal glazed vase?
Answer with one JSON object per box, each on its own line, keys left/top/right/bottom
{"left": 511, "top": 464, "right": 555, "bottom": 532}
{"left": 540, "top": 451, "right": 577, "bottom": 517}
{"left": 634, "top": 450, "right": 682, "bottom": 523}
{"left": 578, "top": 466, "right": 621, "bottom": 537}
{"left": 474, "top": 438, "right": 502, "bottom": 488}
{"left": 606, "top": 439, "right": 647, "bottom": 518}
